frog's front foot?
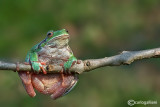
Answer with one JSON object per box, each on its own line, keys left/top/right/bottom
{"left": 31, "top": 61, "right": 47, "bottom": 74}
{"left": 62, "top": 60, "right": 78, "bottom": 74}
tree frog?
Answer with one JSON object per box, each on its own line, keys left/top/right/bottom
{"left": 18, "top": 29, "right": 79, "bottom": 99}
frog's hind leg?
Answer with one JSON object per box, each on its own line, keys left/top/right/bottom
{"left": 50, "top": 75, "right": 68, "bottom": 100}
{"left": 50, "top": 74, "right": 78, "bottom": 100}
{"left": 50, "top": 86, "right": 66, "bottom": 100}
{"left": 18, "top": 71, "right": 36, "bottom": 97}
{"left": 31, "top": 74, "right": 45, "bottom": 93}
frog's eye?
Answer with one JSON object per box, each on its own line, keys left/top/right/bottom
{"left": 47, "top": 32, "right": 53, "bottom": 37}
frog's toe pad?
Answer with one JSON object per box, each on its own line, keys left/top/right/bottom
{"left": 64, "top": 61, "right": 73, "bottom": 70}
{"left": 32, "top": 66, "right": 41, "bottom": 73}
{"left": 31, "top": 62, "right": 42, "bottom": 73}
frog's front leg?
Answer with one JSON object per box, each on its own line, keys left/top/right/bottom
{"left": 63, "top": 55, "right": 77, "bottom": 74}
{"left": 29, "top": 52, "right": 47, "bottom": 74}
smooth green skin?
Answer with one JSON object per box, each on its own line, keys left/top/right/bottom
{"left": 63, "top": 54, "right": 77, "bottom": 71}
{"left": 25, "top": 29, "right": 77, "bottom": 73}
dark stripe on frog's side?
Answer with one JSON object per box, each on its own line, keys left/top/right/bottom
{"left": 62, "top": 74, "right": 78, "bottom": 96}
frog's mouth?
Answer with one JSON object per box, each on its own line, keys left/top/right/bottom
{"left": 47, "top": 34, "right": 69, "bottom": 42}
{"left": 46, "top": 34, "right": 70, "bottom": 46}
{"left": 53, "top": 34, "right": 70, "bottom": 40}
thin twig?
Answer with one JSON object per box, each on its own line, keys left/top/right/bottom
{"left": 0, "top": 48, "right": 160, "bottom": 74}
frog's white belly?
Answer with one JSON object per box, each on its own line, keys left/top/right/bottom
{"left": 38, "top": 45, "right": 72, "bottom": 65}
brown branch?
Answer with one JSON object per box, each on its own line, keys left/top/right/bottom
{"left": 0, "top": 47, "right": 160, "bottom": 74}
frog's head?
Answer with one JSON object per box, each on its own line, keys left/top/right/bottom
{"left": 40, "top": 29, "right": 70, "bottom": 48}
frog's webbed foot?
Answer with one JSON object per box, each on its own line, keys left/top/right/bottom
{"left": 18, "top": 71, "right": 36, "bottom": 97}
{"left": 61, "top": 60, "right": 76, "bottom": 74}
{"left": 31, "top": 61, "right": 47, "bottom": 74}
{"left": 61, "top": 59, "right": 81, "bottom": 74}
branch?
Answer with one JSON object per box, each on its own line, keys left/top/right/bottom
{"left": 0, "top": 47, "right": 160, "bottom": 74}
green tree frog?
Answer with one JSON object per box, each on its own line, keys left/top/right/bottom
{"left": 18, "top": 29, "right": 79, "bottom": 99}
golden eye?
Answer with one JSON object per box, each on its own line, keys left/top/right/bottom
{"left": 47, "top": 32, "right": 53, "bottom": 37}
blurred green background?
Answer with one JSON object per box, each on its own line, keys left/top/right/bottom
{"left": 0, "top": 0, "right": 160, "bottom": 107}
